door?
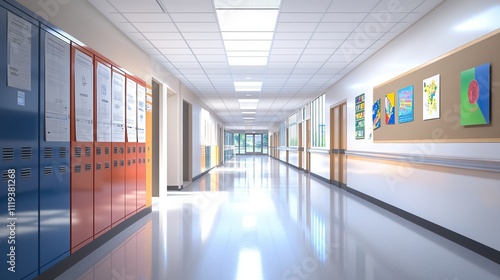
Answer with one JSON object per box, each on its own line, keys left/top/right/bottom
{"left": 245, "top": 134, "right": 255, "bottom": 153}
{"left": 254, "top": 134, "right": 262, "bottom": 153}
{"left": 330, "top": 102, "right": 347, "bottom": 187}
{"left": 306, "top": 120, "right": 311, "bottom": 172}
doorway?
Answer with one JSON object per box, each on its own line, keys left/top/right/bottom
{"left": 183, "top": 101, "right": 192, "bottom": 183}
{"left": 245, "top": 133, "right": 263, "bottom": 154}
{"left": 152, "top": 80, "right": 160, "bottom": 197}
{"left": 330, "top": 102, "right": 347, "bottom": 188}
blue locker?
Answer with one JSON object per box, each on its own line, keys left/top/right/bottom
{"left": 0, "top": 7, "right": 40, "bottom": 280}
{"left": 38, "top": 28, "right": 71, "bottom": 273}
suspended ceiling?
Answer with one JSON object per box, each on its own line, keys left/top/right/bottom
{"left": 87, "top": 0, "right": 443, "bottom": 130}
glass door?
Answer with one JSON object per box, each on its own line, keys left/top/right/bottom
{"left": 245, "top": 134, "right": 254, "bottom": 153}
{"left": 254, "top": 134, "right": 262, "bottom": 153}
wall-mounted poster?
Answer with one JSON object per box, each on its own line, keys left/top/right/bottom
{"left": 385, "top": 92, "right": 395, "bottom": 125}
{"left": 460, "top": 63, "right": 491, "bottom": 126}
{"left": 398, "top": 85, "right": 414, "bottom": 124}
{"left": 423, "top": 74, "right": 440, "bottom": 120}
{"left": 355, "top": 93, "right": 365, "bottom": 139}
{"left": 373, "top": 98, "right": 381, "bottom": 130}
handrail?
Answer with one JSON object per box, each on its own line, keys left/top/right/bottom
{"left": 346, "top": 150, "right": 500, "bottom": 173}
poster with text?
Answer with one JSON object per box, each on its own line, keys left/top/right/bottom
{"left": 355, "top": 93, "right": 365, "bottom": 139}
{"left": 398, "top": 85, "right": 414, "bottom": 124}
{"left": 372, "top": 98, "right": 381, "bottom": 130}
{"left": 423, "top": 74, "right": 440, "bottom": 120}
{"left": 137, "top": 85, "right": 146, "bottom": 143}
{"left": 385, "top": 92, "right": 395, "bottom": 125}
{"left": 45, "top": 32, "right": 70, "bottom": 142}
{"left": 112, "top": 72, "right": 125, "bottom": 142}
{"left": 460, "top": 63, "right": 491, "bottom": 126}
{"left": 126, "top": 79, "right": 137, "bottom": 142}
{"left": 96, "top": 63, "right": 112, "bottom": 142}
{"left": 74, "top": 50, "right": 94, "bottom": 142}
{"left": 7, "top": 12, "right": 32, "bottom": 91}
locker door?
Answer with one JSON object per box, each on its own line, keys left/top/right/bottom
{"left": 125, "top": 142, "right": 137, "bottom": 217}
{"left": 70, "top": 44, "right": 95, "bottom": 252}
{"left": 0, "top": 9, "right": 40, "bottom": 280}
{"left": 111, "top": 69, "right": 126, "bottom": 226}
{"left": 94, "top": 59, "right": 113, "bottom": 237}
{"left": 39, "top": 29, "right": 71, "bottom": 272}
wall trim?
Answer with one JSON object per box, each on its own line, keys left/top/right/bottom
{"left": 347, "top": 150, "right": 500, "bottom": 173}
{"left": 345, "top": 186, "right": 500, "bottom": 266}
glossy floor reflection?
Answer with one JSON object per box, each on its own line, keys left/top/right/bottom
{"left": 56, "top": 155, "right": 500, "bottom": 280}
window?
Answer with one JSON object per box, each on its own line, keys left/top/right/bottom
{"left": 311, "top": 94, "right": 326, "bottom": 147}
{"left": 288, "top": 113, "right": 298, "bottom": 147}
{"left": 279, "top": 121, "right": 286, "bottom": 147}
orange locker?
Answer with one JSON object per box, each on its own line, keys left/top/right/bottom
{"left": 70, "top": 44, "right": 95, "bottom": 252}
{"left": 112, "top": 142, "right": 126, "bottom": 226}
{"left": 111, "top": 68, "right": 127, "bottom": 226}
{"left": 125, "top": 142, "right": 137, "bottom": 217}
{"left": 94, "top": 58, "right": 113, "bottom": 237}
{"left": 136, "top": 143, "right": 146, "bottom": 210}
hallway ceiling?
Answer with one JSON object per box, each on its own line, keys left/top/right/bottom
{"left": 87, "top": 0, "right": 443, "bottom": 131}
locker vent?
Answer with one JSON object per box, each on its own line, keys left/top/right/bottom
{"left": 120, "top": 147, "right": 124, "bottom": 154}
{"left": 75, "top": 147, "right": 82, "bottom": 158}
{"left": 75, "top": 165, "right": 81, "bottom": 173}
{"left": 44, "top": 166, "right": 53, "bottom": 176}
{"left": 114, "top": 147, "right": 118, "bottom": 154}
{"left": 96, "top": 147, "right": 102, "bottom": 155}
{"left": 96, "top": 163, "right": 102, "bottom": 170}
{"left": 114, "top": 160, "right": 118, "bottom": 167}
{"left": 85, "top": 146, "right": 91, "bottom": 157}
{"left": 128, "top": 147, "right": 131, "bottom": 154}
{"left": 120, "top": 160, "right": 124, "bottom": 166}
{"left": 127, "top": 160, "right": 131, "bottom": 166}
{"left": 105, "top": 162, "right": 110, "bottom": 169}
{"left": 59, "top": 165, "right": 67, "bottom": 174}
{"left": 20, "top": 168, "right": 31, "bottom": 178}
{"left": 21, "top": 147, "right": 32, "bottom": 160}
{"left": 2, "top": 171, "right": 9, "bottom": 181}
{"left": 2, "top": 147, "right": 14, "bottom": 160}
{"left": 60, "top": 147, "right": 67, "bottom": 158}
{"left": 133, "top": 159, "right": 136, "bottom": 164}
{"left": 105, "top": 147, "right": 110, "bottom": 154}
{"left": 133, "top": 147, "right": 136, "bottom": 153}
{"left": 85, "top": 163, "right": 92, "bottom": 171}
{"left": 44, "top": 147, "right": 53, "bottom": 159}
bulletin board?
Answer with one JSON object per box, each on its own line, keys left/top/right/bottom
{"left": 373, "top": 29, "right": 500, "bottom": 142}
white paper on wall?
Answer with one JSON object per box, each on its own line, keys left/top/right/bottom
{"left": 96, "top": 62, "right": 112, "bottom": 142}
{"left": 112, "top": 72, "right": 126, "bottom": 142}
{"left": 126, "top": 79, "right": 137, "bottom": 143}
{"left": 45, "top": 32, "right": 70, "bottom": 142}
{"left": 74, "top": 50, "right": 94, "bottom": 142}
{"left": 7, "top": 12, "right": 32, "bottom": 91}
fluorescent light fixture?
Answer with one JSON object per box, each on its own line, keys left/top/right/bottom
{"left": 224, "top": 41, "right": 272, "bottom": 51}
{"left": 227, "top": 51, "right": 269, "bottom": 57}
{"left": 217, "top": 10, "right": 278, "bottom": 32}
{"left": 228, "top": 57, "right": 268, "bottom": 66}
{"left": 243, "top": 117, "right": 254, "bottom": 120}
{"left": 222, "top": 32, "right": 274, "bottom": 40}
{"left": 235, "top": 82, "right": 262, "bottom": 91}
{"left": 214, "top": 0, "right": 281, "bottom": 9}
{"left": 241, "top": 111, "right": 256, "bottom": 114}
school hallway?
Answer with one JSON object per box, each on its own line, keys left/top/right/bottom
{"left": 54, "top": 155, "right": 500, "bottom": 280}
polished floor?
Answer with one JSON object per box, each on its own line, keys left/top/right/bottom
{"left": 55, "top": 155, "right": 500, "bottom": 280}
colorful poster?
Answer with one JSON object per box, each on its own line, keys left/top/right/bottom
{"left": 460, "top": 63, "right": 491, "bottom": 126}
{"left": 385, "top": 92, "right": 395, "bottom": 125}
{"left": 372, "top": 98, "right": 381, "bottom": 130}
{"left": 355, "top": 93, "right": 365, "bottom": 139}
{"left": 423, "top": 74, "right": 440, "bottom": 120}
{"left": 398, "top": 85, "right": 414, "bottom": 124}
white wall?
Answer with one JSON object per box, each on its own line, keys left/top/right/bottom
{"left": 323, "top": 0, "right": 500, "bottom": 251}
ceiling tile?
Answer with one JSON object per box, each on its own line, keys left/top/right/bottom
{"left": 133, "top": 22, "right": 177, "bottom": 32}
{"left": 182, "top": 33, "right": 222, "bottom": 40}
{"left": 161, "top": 0, "right": 214, "bottom": 12}
{"left": 123, "top": 13, "right": 172, "bottom": 22}
{"left": 169, "top": 13, "right": 217, "bottom": 22}
{"left": 280, "top": 0, "right": 333, "bottom": 12}
{"left": 316, "top": 22, "right": 358, "bottom": 32}
{"left": 272, "top": 40, "right": 309, "bottom": 49}
{"left": 273, "top": 32, "right": 312, "bottom": 40}
{"left": 311, "top": 32, "right": 350, "bottom": 40}
{"left": 176, "top": 23, "right": 220, "bottom": 33}
{"left": 322, "top": 12, "right": 368, "bottom": 22}
{"left": 107, "top": 0, "right": 164, "bottom": 13}
{"left": 187, "top": 40, "right": 224, "bottom": 49}
{"left": 278, "top": 13, "right": 324, "bottom": 22}
{"left": 142, "top": 32, "right": 182, "bottom": 40}
{"left": 275, "top": 23, "right": 319, "bottom": 32}
{"left": 328, "top": 0, "right": 378, "bottom": 12}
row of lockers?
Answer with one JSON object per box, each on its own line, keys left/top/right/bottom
{"left": 0, "top": 5, "right": 151, "bottom": 280}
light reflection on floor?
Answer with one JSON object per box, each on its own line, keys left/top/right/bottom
{"left": 56, "top": 155, "right": 500, "bottom": 280}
